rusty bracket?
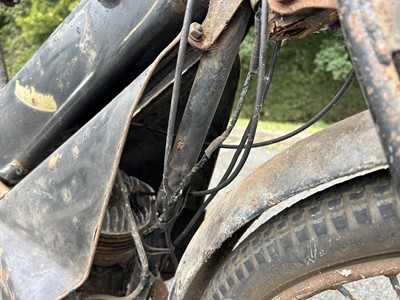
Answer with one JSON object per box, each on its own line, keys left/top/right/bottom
{"left": 268, "top": 0, "right": 337, "bottom": 15}
{"left": 188, "top": 0, "right": 245, "bottom": 51}
{"left": 190, "top": 0, "right": 340, "bottom": 50}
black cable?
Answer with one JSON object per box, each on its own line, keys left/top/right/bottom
{"left": 161, "top": 0, "right": 196, "bottom": 190}
{"left": 220, "top": 68, "right": 356, "bottom": 149}
{"left": 132, "top": 67, "right": 355, "bottom": 152}
{"left": 175, "top": 2, "right": 272, "bottom": 246}
{"left": 175, "top": 70, "right": 356, "bottom": 247}
{"left": 166, "top": 7, "right": 270, "bottom": 205}
{"left": 191, "top": 27, "right": 278, "bottom": 197}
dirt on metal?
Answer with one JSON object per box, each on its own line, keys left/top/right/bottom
{"left": 0, "top": 249, "right": 16, "bottom": 300}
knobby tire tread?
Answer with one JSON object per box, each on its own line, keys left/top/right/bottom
{"left": 202, "top": 170, "right": 400, "bottom": 300}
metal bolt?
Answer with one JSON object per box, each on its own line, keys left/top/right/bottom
{"left": 189, "top": 22, "right": 203, "bottom": 41}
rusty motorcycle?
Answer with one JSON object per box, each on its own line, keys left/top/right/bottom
{"left": 0, "top": 0, "right": 399, "bottom": 299}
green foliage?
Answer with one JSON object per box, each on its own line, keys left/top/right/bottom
{"left": 237, "top": 31, "right": 366, "bottom": 124}
{"left": 1, "top": 2, "right": 366, "bottom": 124}
{"left": 314, "top": 35, "right": 353, "bottom": 80}
{"left": 15, "top": 0, "right": 78, "bottom": 45}
{"left": 0, "top": 0, "right": 78, "bottom": 76}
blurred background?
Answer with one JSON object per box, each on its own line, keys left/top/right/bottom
{"left": 0, "top": 0, "right": 366, "bottom": 125}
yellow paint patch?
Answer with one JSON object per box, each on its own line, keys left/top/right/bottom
{"left": 123, "top": 0, "right": 160, "bottom": 43}
{"left": 15, "top": 80, "right": 57, "bottom": 112}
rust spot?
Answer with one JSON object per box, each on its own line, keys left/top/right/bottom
{"left": 177, "top": 139, "right": 185, "bottom": 150}
{"left": 148, "top": 277, "right": 169, "bottom": 300}
{"left": 269, "top": 0, "right": 337, "bottom": 14}
{"left": 266, "top": 198, "right": 278, "bottom": 206}
{"left": 251, "top": 198, "right": 257, "bottom": 206}
{"left": 48, "top": 152, "right": 62, "bottom": 170}
{"left": 72, "top": 145, "right": 80, "bottom": 158}
{"left": 0, "top": 249, "right": 16, "bottom": 300}
{"left": 174, "top": 0, "right": 186, "bottom": 14}
{"left": 347, "top": 12, "right": 364, "bottom": 44}
{"left": 9, "top": 160, "right": 28, "bottom": 176}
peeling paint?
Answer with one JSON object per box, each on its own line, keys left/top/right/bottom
{"left": 72, "top": 145, "right": 80, "bottom": 158}
{"left": 339, "top": 269, "right": 353, "bottom": 277}
{"left": 15, "top": 80, "right": 57, "bottom": 112}
{"left": 0, "top": 249, "right": 16, "bottom": 300}
{"left": 48, "top": 152, "right": 63, "bottom": 170}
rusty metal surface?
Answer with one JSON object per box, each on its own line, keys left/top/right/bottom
{"left": 277, "top": 257, "right": 400, "bottom": 299}
{"left": 0, "top": 64, "right": 155, "bottom": 299}
{"left": 188, "top": 0, "right": 245, "bottom": 50}
{"left": 170, "top": 110, "right": 388, "bottom": 299}
{"left": 270, "top": 8, "right": 339, "bottom": 40}
{"left": 269, "top": 0, "right": 337, "bottom": 15}
{"left": 149, "top": 277, "right": 169, "bottom": 300}
{"left": 338, "top": 0, "right": 400, "bottom": 193}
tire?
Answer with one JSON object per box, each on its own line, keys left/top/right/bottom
{"left": 202, "top": 170, "right": 400, "bottom": 299}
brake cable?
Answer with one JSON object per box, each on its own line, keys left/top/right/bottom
{"left": 174, "top": 0, "right": 272, "bottom": 246}
{"left": 161, "top": 0, "right": 196, "bottom": 196}
{"left": 221, "top": 68, "right": 356, "bottom": 149}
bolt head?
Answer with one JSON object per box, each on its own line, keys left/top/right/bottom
{"left": 189, "top": 22, "right": 203, "bottom": 41}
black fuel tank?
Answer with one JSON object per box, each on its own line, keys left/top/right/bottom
{"left": 0, "top": 0, "right": 207, "bottom": 183}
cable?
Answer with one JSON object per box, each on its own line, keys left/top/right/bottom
{"left": 161, "top": 0, "right": 196, "bottom": 194}
{"left": 175, "top": 2, "right": 273, "bottom": 246}
{"left": 131, "top": 67, "right": 355, "bottom": 152}
{"left": 191, "top": 32, "right": 279, "bottom": 197}
{"left": 175, "top": 69, "right": 356, "bottom": 248}
{"left": 220, "top": 68, "right": 356, "bottom": 149}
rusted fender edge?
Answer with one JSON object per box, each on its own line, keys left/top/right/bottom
{"left": 170, "top": 110, "right": 388, "bottom": 299}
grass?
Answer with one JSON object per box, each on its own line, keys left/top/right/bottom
{"left": 235, "top": 118, "right": 328, "bottom": 134}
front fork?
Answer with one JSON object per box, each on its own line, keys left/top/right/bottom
{"left": 142, "top": 2, "right": 251, "bottom": 288}
{"left": 156, "top": 3, "right": 251, "bottom": 223}
{"left": 338, "top": 0, "right": 400, "bottom": 192}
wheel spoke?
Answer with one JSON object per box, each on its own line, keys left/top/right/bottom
{"left": 337, "top": 285, "right": 357, "bottom": 300}
{"left": 388, "top": 275, "right": 400, "bottom": 297}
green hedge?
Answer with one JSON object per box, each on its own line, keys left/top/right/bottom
{"left": 237, "top": 31, "right": 366, "bottom": 124}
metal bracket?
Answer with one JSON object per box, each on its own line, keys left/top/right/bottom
{"left": 268, "top": 0, "right": 337, "bottom": 15}
{"left": 188, "top": 0, "right": 246, "bottom": 50}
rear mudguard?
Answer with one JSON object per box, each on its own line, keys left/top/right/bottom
{"left": 170, "top": 110, "right": 388, "bottom": 299}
